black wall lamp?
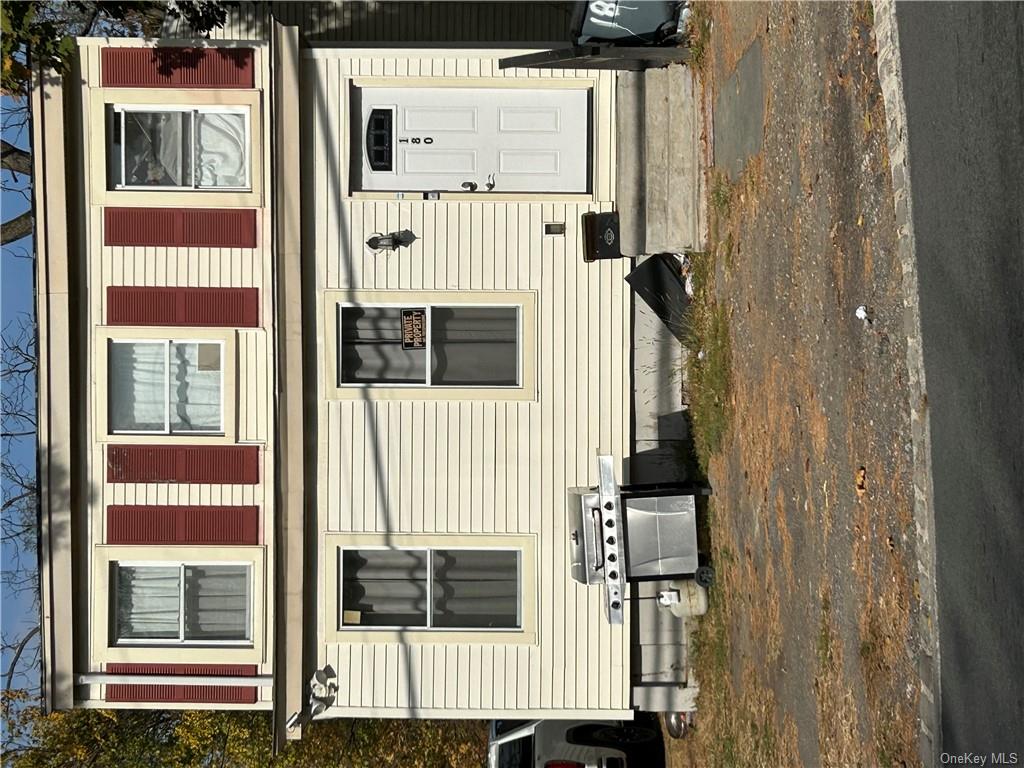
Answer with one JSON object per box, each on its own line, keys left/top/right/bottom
{"left": 366, "top": 229, "right": 417, "bottom": 252}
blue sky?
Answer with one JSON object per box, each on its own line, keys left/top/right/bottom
{"left": 1, "top": 90, "right": 40, "bottom": 695}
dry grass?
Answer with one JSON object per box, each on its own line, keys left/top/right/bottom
{"left": 682, "top": 248, "right": 733, "bottom": 469}
{"left": 813, "top": 587, "right": 863, "bottom": 767}
{"left": 685, "top": 2, "right": 714, "bottom": 71}
{"left": 684, "top": 503, "right": 798, "bottom": 768}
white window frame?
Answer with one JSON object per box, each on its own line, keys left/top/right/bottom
{"left": 338, "top": 546, "right": 523, "bottom": 632}
{"left": 336, "top": 302, "right": 523, "bottom": 389}
{"left": 112, "top": 560, "right": 253, "bottom": 646}
{"left": 108, "top": 338, "right": 225, "bottom": 436}
{"left": 111, "top": 104, "right": 252, "bottom": 191}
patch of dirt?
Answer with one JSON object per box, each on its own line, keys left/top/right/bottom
{"left": 675, "top": 2, "right": 923, "bottom": 767}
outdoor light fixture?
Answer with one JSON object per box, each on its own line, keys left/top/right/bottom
{"left": 366, "top": 229, "right": 417, "bottom": 252}
{"left": 308, "top": 666, "right": 338, "bottom": 717}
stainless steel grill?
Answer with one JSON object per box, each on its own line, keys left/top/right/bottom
{"left": 568, "top": 455, "right": 704, "bottom": 625}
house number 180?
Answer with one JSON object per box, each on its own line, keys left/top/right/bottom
{"left": 588, "top": 1, "right": 620, "bottom": 18}
{"left": 399, "top": 137, "right": 434, "bottom": 144}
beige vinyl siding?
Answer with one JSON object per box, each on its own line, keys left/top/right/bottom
{"left": 100, "top": 245, "right": 265, "bottom": 289}
{"left": 73, "top": 40, "right": 277, "bottom": 681}
{"left": 238, "top": 329, "right": 271, "bottom": 443}
{"left": 164, "top": 1, "right": 575, "bottom": 44}
{"left": 310, "top": 52, "right": 630, "bottom": 717}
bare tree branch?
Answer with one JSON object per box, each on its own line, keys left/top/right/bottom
{"left": 1, "top": 140, "right": 31, "bottom": 176}
{"left": 1, "top": 209, "right": 32, "bottom": 245}
{"left": 2, "top": 313, "right": 40, "bottom": 616}
{"left": 4, "top": 627, "right": 40, "bottom": 691}
{"left": 1, "top": 490, "right": 35, "bottom": 515}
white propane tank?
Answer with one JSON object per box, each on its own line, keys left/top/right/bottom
{"left": 667, "top": 580, "right": 708, "bottom": 619}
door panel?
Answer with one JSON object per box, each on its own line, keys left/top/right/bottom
{"left": 499, "top": 149, "right": 560, "bottom": 175}
{"left": 404, "top": 149, "right": 478, "bottom": 175}
{"left": 356, "top": 87, "right": 590, "bottom": 193}
{"left": 404, "top": 106, "right": 479, "bottom": 132}
{"left": 498, "top": 106, "right": 562, "bottom": 133}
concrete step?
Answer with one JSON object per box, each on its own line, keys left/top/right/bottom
{"left": 616, "top": 70, "right": 647, "bottom": 257}
{"left": 616, "top": 64, "right": 702, "bottom": 255}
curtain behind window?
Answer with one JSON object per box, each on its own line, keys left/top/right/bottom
{"left": 432, "top": 550, "right": 519, "bottom": 628}
{"left": 169, "top": 342, "right": 222, "bottom": 433}
{"left": 196, "top": 113, "right": 247, "bottom": 188}
{"left": 109, "top": 342, "right": 166, "bottom": 432}
{"left": 340, "top": 307, "right": 427, "bottom": 384}
{"left": 184, "top": 565, "right": 250, "bottom": 641}
{"left": 431, "top": 307, "right": 518, "bottom": 386}
{"left": 341, "top": 549, "right": 429, "bottom": 626}
{"left": 341, "top": 549, "right": 519, "bottom": 629}
{"left": 115, "top": 565, "right": 180, "bottom": 640}
{"left": 123, "top": 111, "right": 191, "bottom": 187}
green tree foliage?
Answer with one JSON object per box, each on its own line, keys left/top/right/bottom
{"left": 1, "top": 691, "right": 488, "bottom": 768}
{"left": 1, "top": 1, "right": 235, "bottom": 95}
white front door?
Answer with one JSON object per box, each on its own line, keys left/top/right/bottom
{"left": 357, "top": 87, "right": 590, "bottom": 194}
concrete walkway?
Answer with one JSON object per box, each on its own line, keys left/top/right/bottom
{"left": 617, "top": 63, "right": 703, "bottom": 485}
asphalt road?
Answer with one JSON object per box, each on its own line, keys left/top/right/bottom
{"left": 895, "top": 2, "right": 1024, "bottom": 757}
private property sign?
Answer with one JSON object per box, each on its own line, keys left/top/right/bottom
{"left": 401, "top": 309, "right": 427, "bottom": 350}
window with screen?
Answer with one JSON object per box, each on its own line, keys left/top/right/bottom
{"left": 338, "top": 304, "right": 520, "bottom": 387}
{"left": 107, "top": 106, "right": 250, "bottom": 190}
{"left": 108, "top": 340, "right": 223, "bottom": 434}
{"left": 112, "top": 563, "right": 251, "bottom": 644}
{"left": 340, "top": 548, "right": 521, "bottom": 630}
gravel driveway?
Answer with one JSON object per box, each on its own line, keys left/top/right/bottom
{"left": 671, "top": 3, "right": 925, "bottom": 766}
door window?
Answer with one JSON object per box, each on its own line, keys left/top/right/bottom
{"left": 496, "top": 734, "right": 534, "bottom": 768}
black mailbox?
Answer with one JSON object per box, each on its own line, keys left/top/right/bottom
{"left": 581, "top": 211, "right": 623, "bottom": 262}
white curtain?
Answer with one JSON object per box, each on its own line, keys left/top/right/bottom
{"left": 184, "top": 566, "right": 249, "bottom": 641}
{"left": 116, "top": 566, "right": 180, "bottom": 640}
{"left": 196, "top": 113, "right": 247, "bottom": 188}
{"left": 109, "top": 342, "right": 166, "bottom": 432}
{"left": 169, "top": 343, "right": 221, "bottom": 433}
{"left": 123, "top": 111, "right": 189, "bottom": 187}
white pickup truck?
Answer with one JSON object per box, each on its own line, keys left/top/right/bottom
{"left": 487, "top": 715, "right": 666, "bottom": 768}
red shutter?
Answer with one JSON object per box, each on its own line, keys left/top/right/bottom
{"left": 104, "top": 208, "right": 257, "bottom": 248}
{"left": 107, "top": 506, "right": 259, "bottom": 545}
{"left": 105, "top": 664, "right": 258, "bottom": 704}
{"left": 107, "top": 446, "right": 259, "bottom": 484}
{"left": 108, "top": 287, "right": 259, "bottom": 327}
{"left": 102, "top": 48, "right": 254, "bottom": 88}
